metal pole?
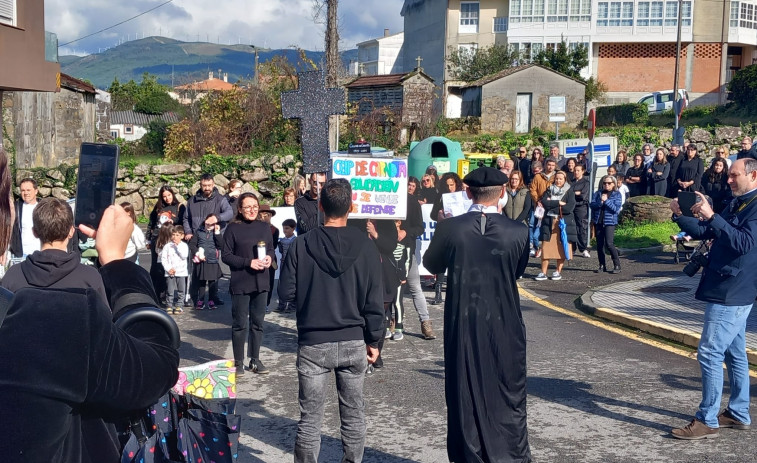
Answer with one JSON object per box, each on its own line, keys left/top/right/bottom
{"left": 673, "top": 0, "right": 683, "bottom": 131}
{"left": 555, "top": 122, "right": 560, "bottom": 141}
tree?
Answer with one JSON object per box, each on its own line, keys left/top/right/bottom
{"left": 728, "top": 64, "right": 757, "bottom": 112}
{"left": 108, "top": 73, "right": 180, "bottom": 114}
{"left": 532, "top": 41, "right": 588, "bottom": 79}
{"left": 446, "top": 44, "right": 521, "bottom": 82}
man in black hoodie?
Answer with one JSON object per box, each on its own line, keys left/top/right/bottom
{"left": 294, "top": 172, "right": 327, "bottom": 234}
{"left": 278, "top": 178, "right": 384, "bottom": 463}
{"left": 1, "top": 197, "right": 107, "bottom": 303}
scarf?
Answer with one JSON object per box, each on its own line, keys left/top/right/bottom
{"left": 546, "top": 183, "right": 570, "bottom": 218}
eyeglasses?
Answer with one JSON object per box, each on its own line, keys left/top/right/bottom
{"left": 519, "top": 150, "right": 526, "bottom": 154}
{"left": 603, "top": 182, "right": 614, "bottom": 184}
{"left": 241, "top": 205, "right": 259, "bottom": 211}
{"left": 716, "top": 151, "right": 725, "bottom": 154}
{"left": 423, "top": 179, "right": 432, "bottom": 183}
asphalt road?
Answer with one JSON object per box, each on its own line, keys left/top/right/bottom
{"left": 166, "top": 261, "right": 757, "bottom": 463}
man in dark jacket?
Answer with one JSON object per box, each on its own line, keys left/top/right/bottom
{"left": 293, "top": 172, "right": 326, "bottom": 234}
{"left": 0, "top": 205, "right": 180, "bottom": 463}
{"left": 572, "top": 164, "right": 591, "bottom": 258}
{"left": 2, "top": 197, "right": 107, "bottom": 303}
{"left": 9, "top": 178, "right": 41, "bottom": 257}
{"left": 670, "top": 157, "right": 757, "bottom": 440}
{"left": 736, "top": 136, "right": 757, "bottom": 160}
{"left": 278, "top": 178, "right": 384, "bottom": 463}
{"left": 182, "top": 173, "right": 234, "bottom": 239}
{"left": 183, "top": 173, "right": 233, "bottom": 306}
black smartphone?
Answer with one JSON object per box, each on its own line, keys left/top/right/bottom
{"left": 677, "top": 191, "right": 700, "bottom": 217}
{"left": 74, "top": 143, "right": 119, "bottom": 228}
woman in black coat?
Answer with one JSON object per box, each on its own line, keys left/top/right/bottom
{"left": 535, "top": 171, "right": 576, "bottom": 281}
{"left": 675, "top": 145, "right": 705, "bottom": 192}
{"left": 147, "top": 185, "right": 186, "bottom": 301}
{"left": 222, "top": 193, "right": 275, "bottom": 376}
{"left": 610, "top": 150, "right": 630, "bottom": 177}
{"left": 647, "top": 148, "right": 670, "bottom": 196}
{"left": 700, "top": 158, "right": 732, "bottom": 214}
{"left": 625, "top": 154, "right": 647, "bottom": 197}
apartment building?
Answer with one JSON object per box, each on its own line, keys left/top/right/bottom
{"left": 353, "top": 30, "right": 405, "bottom": 76}
{"left": 401, "top": 0, "right": 757, "bottom": 107}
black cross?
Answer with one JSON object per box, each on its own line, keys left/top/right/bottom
{"left": 281, "top": 71, "right": 346, "bottom": 174}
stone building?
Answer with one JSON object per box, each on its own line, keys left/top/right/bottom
{"left": 455, "top": 64, "right": 585, "bottom": 134}
{"left": 3, "top": 73, "right": 96, "bottom": 168}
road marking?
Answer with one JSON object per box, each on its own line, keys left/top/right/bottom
{"left": 518, "top": 286, "right": 757, "bottom": 378}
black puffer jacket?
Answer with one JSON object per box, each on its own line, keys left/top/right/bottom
{"left": 539, "top": 186, "right": 577, "bottom": 243}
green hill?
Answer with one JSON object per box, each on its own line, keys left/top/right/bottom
{"left": 61, "top": 36, "right": 358, "bottom": 90}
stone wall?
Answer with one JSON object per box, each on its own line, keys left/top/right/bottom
{"left": 14, "top": 154, "right": 301, "bottom": 218}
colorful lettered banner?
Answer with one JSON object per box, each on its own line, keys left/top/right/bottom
{"left": 331, "top": 156, "right": 408, "bottom": 219}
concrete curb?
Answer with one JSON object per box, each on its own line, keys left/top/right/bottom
{"left": 576, "top": 286, "right": 757, "bottom": 365}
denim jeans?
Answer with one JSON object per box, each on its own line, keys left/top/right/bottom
{"left": 231, "top": 291, "right": 267, "bottom": 364}
{"left": 404, "top": 253, "right": 430, "bottom": 323}
{"left": 528, "top": 211, "right": 541, "bottom": 249}
{"left": 695, "top": 302, "right": 753, "bottom": 427}
{"left": 295, "top": 340, "right": 368, "bottom": 463}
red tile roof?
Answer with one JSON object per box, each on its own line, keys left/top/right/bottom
{"left": 175, "top": 78, "right": 235, "bottom": 91}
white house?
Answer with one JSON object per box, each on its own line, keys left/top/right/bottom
{"left": 110, "top": 110, "right": 180, "bottom": 141}
{"left": 353, "top": 30, "right": 405, "bottom": 76}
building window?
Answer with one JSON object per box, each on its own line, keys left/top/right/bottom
{"left": 460, "top": 2, "right": 480, "bottom": 33}
{"left": 458, "top": 43, "right": 478, "bottom": 58}
{"left": 731, "top": 1, "right": 740, "bottom": 27}
{"left": 110, "top": 130, "right": 119, "bottom": 139}
{"left": 661, "top": 1, "right": 692, "bottom": 26}
{"left": 0, "top": 0, "right": 15, "bottom": 26}
{"left": 569, "top": 0, "right": 591, "bottom": 21}
{"left": 547, "top": 0, "right": 569, "bottom": 22}
{"left": 740, "top": 2, "right": 757, "bottom": 29}
{"left": 494, "top": 16, "right": 508, "bottom": 32}
{"left": 124, "top": 125, "right": 134, "bottom": 134}
{"left": 598, "top": 1, "right": 633, "bottom": 26}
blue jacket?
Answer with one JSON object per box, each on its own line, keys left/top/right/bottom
{"left": 590, "top": 190, "right": 623, "bottom": 226}
{"left": 674, "top": 190, "right": 757, "bottom": 305}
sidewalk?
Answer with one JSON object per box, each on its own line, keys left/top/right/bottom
{"left": 577, "top": 273, "right": 757, "bottom": 364}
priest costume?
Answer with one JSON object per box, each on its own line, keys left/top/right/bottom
{"left": 423, "top": 167, "right": 531, "bottom": 463}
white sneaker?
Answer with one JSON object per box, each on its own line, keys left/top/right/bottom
{"left": 529, "top": 249, "right": 536, "bottom": 257}
{"left": 550, "top": 271, "right": 562, "bottom": 280}
{"left": 582, "top": 250, "right": 591, "bottom": 258}
{"left": 534, "top": 273, "right": 548, "bottom": 281}
{"left": 385, "top": 328, "right": 392, "bottom": 339}
{"left": 392, "top": 330, "right": 404, "bottom": 341}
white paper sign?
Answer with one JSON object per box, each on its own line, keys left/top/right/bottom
{"left": 417, "top": 204, "right": 436, "bottom": 276}
{"left": 442, "top": 191, "right": 473, "bottom": 218}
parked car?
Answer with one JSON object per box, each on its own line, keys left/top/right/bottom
{"left": 637, "top": 90, "right": 688, "bottom": 114}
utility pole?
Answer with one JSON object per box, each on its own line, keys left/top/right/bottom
{"left": 251, "top": 45, "right": 259, "bottom": 85}
{"left": 672, "top": 0, "right": 685, "bottom": 145}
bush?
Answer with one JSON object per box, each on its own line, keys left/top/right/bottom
{"left": 728, "top": 64, "right": 757, "bottom": 112}
{"left": 596, "top": 103, "right": 649, "bottom": 126}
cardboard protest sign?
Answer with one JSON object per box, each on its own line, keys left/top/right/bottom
{"left": 331, "top": 156, "right": 408, "bottom": 219}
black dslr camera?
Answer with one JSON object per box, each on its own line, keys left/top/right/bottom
{"left": 683, "top": 241, "right": 710, "bottom": 277}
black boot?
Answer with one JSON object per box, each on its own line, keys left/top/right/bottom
{"left": 433, "top": 280, "right": 443, "bottom": 304}
{"left": 594, "top": 265, "right": 606, "bottom": 273}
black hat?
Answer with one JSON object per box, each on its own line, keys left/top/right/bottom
{"left": 463, "top": 167, "right": 508, "bottom": 187}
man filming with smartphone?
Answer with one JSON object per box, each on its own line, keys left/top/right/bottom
{"left": 669, "top": 158, "right": 757, "bottom": 440}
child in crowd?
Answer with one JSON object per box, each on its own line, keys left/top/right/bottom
{"left": 153, "top": 218, "right": 174, "bottom": 304}
{"left": 276, "top": 219, "right": 297, "bottom": 313}
{"left": 616, "top": 175, "right": 629, "bottom": 206}
{"left": 189, "top": 213, "right": 223, "bottom": 310}
{"left": 390, "top": 219, "right": 409, "bottom": 341}
{"left": 160, "top": 225, "right": 189, "bottom": 314}
{"left": 120, "top": 201, "right": 146, "bottom": 264}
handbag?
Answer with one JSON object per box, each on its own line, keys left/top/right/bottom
{"left": 534, "top": 205, "right": 545, "bottom": 219}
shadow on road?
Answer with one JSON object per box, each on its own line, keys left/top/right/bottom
{"left": 236, "top": 398, "right": 421, "bottom": 463}
{"left": 528, "top": 377, "right": 691, "bottom": 431}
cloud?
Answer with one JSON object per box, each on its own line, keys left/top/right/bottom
{"left": 45, "top": 0, "right": 405, "bottom": 54}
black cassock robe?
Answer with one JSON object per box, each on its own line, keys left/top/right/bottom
{"left": 424, "top": 211, "right": 531, "bottom": 463}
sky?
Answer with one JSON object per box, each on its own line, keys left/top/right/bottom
{"left": 45, "top": 0, "right": 406, "bottom": 56}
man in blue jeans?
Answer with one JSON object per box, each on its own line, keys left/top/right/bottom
{"left": 278, "top": 178, "right": 384, "bottom": 462}
{"left": 670, "top": 157, "right": 757, "bottom": 439}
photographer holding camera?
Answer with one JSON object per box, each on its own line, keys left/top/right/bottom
{"left": 669, "top": 158, "right": 757, "bottom": 440}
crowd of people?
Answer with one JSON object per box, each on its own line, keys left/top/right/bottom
{"left": 2, "top": 134, "right": 757, "bottom": 462}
